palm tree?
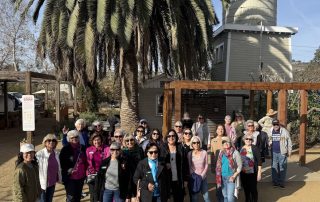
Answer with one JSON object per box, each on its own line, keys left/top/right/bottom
{"left": 13, "top": 0, "right": 229, "bottom": 133}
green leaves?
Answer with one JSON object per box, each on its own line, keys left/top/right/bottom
{"left": 67, "top": 2, "right": 80, "bottom": 47}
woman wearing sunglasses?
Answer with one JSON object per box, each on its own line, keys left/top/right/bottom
{"left": 188, "top": 136, "right": 210, "bottom": 202}
{"left": 160, "top": 129, "right": 185, "bottom": 202}
{"left": 216, "top": 137, "right": 242, "bottom": 202}
{"left": 133, "top": 143, "right": 169, "bottom": 202}
{"left": 95, "top": 142, "right": 130, "bottom": 202}
{"left": 36, "top": 134, "right": 61, "bottom": 202}
{"left": 240, "top": 134, "right": 262, "bottom": 202}
{"left": 122, "top": 134, "right": 144, "bottom": 201}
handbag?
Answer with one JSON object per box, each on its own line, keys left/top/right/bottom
{"left": 86, "top": 173, "right": 97, "bottom": 184}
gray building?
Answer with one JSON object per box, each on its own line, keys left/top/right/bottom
{"left": 212, "top": 0, "right": 298, "bottom": 114}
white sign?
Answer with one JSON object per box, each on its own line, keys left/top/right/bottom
{"left": 22, "top": 95, "right": 35, "bottom": 131}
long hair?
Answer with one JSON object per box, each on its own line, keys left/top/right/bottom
{"left": 15, "top": 152, "right": 38, "bottom": 168}
{"left": 214, "top": 124, "right": 227, "bottom": 138}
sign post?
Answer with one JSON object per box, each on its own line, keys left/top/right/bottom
{"left": 22, "top": 95, "right": 35, "bottom": 143}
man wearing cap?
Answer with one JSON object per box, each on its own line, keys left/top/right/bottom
{"left": 258, "top": 109, "right": 278, "bottom": 136}
{"left": 269, "top": 119, "right": 292, "bottom": 188}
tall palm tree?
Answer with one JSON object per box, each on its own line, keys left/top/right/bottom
{"left": 13, "top": 0, "right": 229, "bottom": 133}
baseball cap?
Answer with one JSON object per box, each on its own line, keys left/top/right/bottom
{"left": 20, "top": 143, "right": 35, "bottom": 153}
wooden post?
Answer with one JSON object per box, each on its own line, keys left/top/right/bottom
{"left": 162, "top": 83, "right": 173, "bottom": 137}
{"left": 278, "top": 90, "right": 287, "bottom": 126}
{"left": 299, "top": 90, "right": 308, "bottom": 166}
{"left": 249, "top": 90, "right": 255, "bottom": 119}
{"left": 25, "top": 72, "right": 33, "bottom": 144}
{"left": 55, "top": 81, "right": 61, "bottom": 127}
{"left": 3, "top": 81, "right": 8, "bottom": 128}
{"left": 45, "top": 83, "right": 49, "bottom": 111}
{"left": 74, "top": 86, "right": 78, "bottom": 115}
{"left": 174, "top": 88, "right": 182, "bottom": 123}
{"left": 267, "top": 90, "right": 273, "bottom": 111}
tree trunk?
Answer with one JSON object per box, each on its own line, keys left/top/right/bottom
{"left": 120, "top": 42, "right": 139, "bottom": 134}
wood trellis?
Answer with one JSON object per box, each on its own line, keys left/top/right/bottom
{"left": 162, "top": 80, "right": 320, "bottom": 166}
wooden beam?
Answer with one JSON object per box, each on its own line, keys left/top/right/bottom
{"left": 299, "top": 90, "right": 308, "bottom": 166}
{"left": 278, "top": 90, "right": 287, "bottom": 126}
{"left": 249, "top": 90, "right": 255, "bottom": 119}
{"left": 168, "top": 80, "right": 320, "bottom": 90}
{"left": 25, "top": 72, "right": 33, "bottom": 144}
{"left": 267, "top": 90, "right": 273, "bottom": 111}
{"left": 29, "top": 71, "right": 56, "bottom": 80}
{"left": 162, "top": 84, "right": 173, "bottom": 137}
{"left": 174, "top": 88, "right": 182, "bottom": 123}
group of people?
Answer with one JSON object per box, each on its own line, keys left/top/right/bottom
{"left": 13, "top": 109, "right": 292, "bottom": 202}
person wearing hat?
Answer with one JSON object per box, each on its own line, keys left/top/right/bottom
{"left": 91, "top": 121, "right": 111, "bottom": 146}
{"left": 258, "top": 109, "right": 278, "bottom": 136}
{"left": 94, "top": 142, "right": 130, "bottom": 202}
{"left": 182, "top": 112, "right": 194, "bottom": 130}
{"left": 13, "top": 143, "right": 41, "bottom": 202}
{"left": 59, "top": 130, "right": 87, "bottom": 202}
{"left": 269, "top": 119, "right": 292, "bottom": 188}
{"left": 216, "top": 137, "right": 242, "bottom": 202}
{"left": 139, "top": 119, "right": 151, "bottom": 137}
{"left": 36, "top": 134, "right": 62, "bottom": 202}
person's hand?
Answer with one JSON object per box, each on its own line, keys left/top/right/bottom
{"left": 257, "top": 173, "right": 262, "bottom": 181}
{"left": 62, "top": 125, "right": 69, "bottom": 134}
{"left": 229, "top": 175, "right": 235, "bottom": 182}
{"left": 148, "top": 183, "right": 155, "bottom": 192}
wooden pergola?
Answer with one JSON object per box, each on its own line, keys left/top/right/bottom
{"left": 162, "top": 80, "right": 320, "bottom": 166}
{"left": 0, "top": 71, "right": 72, "bottom": 143}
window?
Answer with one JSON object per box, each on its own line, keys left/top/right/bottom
{"left": 156, "top": 94, "right": 164, "bottom": 116}
{"left": 214, "top": 43, "right": 224, "bottom": 64}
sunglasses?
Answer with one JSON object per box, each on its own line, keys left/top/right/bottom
{"left": 247, "top": 125, "right": 254, "bottom": 127}
{"left": 175, "top": 125, "right": 182, "bottom": 128}
{"left": 125, "top": 139, "right": 135, "bottom": 143}
{"left": 198, "top": 117, "right": 204, "bottom": 119}
{"left": 114, "top": 135, "right": 123, "bottom": 138}
{"left": 192, "top": 142, "right": 200, "bottom": 145}
{"left": 148, "top": 150, "right": 158, "bottom": 155}
{"left": 140, "top": 122, "right": 147, "bottom": 124}
{"left": 273, "top": 124, "right": 279, "bottom": 126}
{"left": 47, "top": 139, "right": 57, "bottom": 143}
{"left": 245, "top": 138, "right": 253, "bottom": 141}
{"left": 137, "top": 130, "right": 144, "bottom": 133}
{"left": 152, "top": 132, "right": 159, "bottom": 135}
{"left": 167, "top": 135, "right": 176, "bottom": 138}
{"left": 70, "top": 136, "right": 79, "bottom": 139}
{"left": 184, "top": 132, "right": 192, "bottom": 135}
{"left": 110, "top": 148, "right": 120, "bottom": 151}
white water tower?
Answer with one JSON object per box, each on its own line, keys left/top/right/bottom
{"left": 223, "top": 0, "right": 277, "bottom": 26}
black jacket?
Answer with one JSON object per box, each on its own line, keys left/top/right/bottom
{"left": 94, "top": 156, "right": 130, "bottom": 201}
{"left": 133, "top": 158, "right": 169, "bottom": 202}
{"left": 160, "top": 143, "right": 185, "bottom": 189}
{"left": 59, "top": 144, "right": 87, "bottom": 184}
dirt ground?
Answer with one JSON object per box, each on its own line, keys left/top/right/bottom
{"left": 1, "top": 117, "right": 320, "bottom": 201}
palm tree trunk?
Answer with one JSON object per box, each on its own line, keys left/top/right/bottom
{"left": 120, "top": 41, "right": 139, "bottom": 133}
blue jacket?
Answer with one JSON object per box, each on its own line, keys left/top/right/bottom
{"left": 62, "top": 130, "right": 89, "bottom": 148}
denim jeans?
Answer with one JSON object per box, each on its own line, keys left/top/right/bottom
{"left": 40, "top": 185, "right": 55, "bottom": 202}
{"left": 272, "top": 152, "right": 287, "bottom": 186}
{"left": 103, "top": 189, "right": 123, "bottom": 202}
{"left": 190, "top": 178, "right": 210, "bottom": 202}
{"left": 221, "top": 176, "right": 235, "bottom": 202}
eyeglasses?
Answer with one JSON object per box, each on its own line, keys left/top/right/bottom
{"left": 175, "top": 125, "right": 182, "bottom": 128}
{"left": 184, "top": 132, "right": 192, "bottom": 135}
{"left": 245, "top": 138, "right": 253, "bottom": 141}
{"left": 125, "top": 139, "right": 135, "bottom": 143}
{"left": 273, "top": 124, "right": 279, "bottom": 126}
{"left": 137, "top": 130, "right": 144, "bottom": 133}
{"left": 167, "top": 135, "right": 176, "bottom": 139}
{"left": 198, "top": 117, "right": 204, "bottom": 120}
{"left": 110, "top": 148, "right": 120, "bottom": 151}
{"left": 152, "top": 132, "right": 159, "bottom": 135}
{"left": 247, "top": 125, "right": 254, "bottom": 127}
{"left": 148, "top": 150, "right": 158, "bottom": 155}
{"left": 114, "top": 135, "right": 123, "bottom": 138}
{"left": 192, "top": 142, "right": 200, "bottom": 145}
{"left": 140, "top": 122, "right": 147, "bottom": 125}
{"left": 47, "top": 139, "right": 57, "bottom": 143}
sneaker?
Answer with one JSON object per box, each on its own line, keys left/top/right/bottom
{"left": 279, "top": 185, "right": 285, "bottom": 189}
{"left": 273, "top": 184, "right": 279, "bottom": 188}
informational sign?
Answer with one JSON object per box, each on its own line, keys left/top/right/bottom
{"left": 22, "top": 95, "right": 35, "bottom": 131}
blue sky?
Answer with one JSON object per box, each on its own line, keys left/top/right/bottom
{"left": 212, "top": 0, "right": 320, "bottom": 62}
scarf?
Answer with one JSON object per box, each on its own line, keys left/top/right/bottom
{"left": 216, "top": 146, "right": 236, "bottom": 187}
{"left": 148, "top": 158, "right": 160, "bottom": 196}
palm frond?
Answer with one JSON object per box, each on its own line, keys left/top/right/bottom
{"left": 67, "top": 2, "right": 80, "bottom": 47}
{"left": 97, "top": 0, "right": 107, "bottom": 33}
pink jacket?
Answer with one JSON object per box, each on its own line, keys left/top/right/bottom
{"left": 86, "top": 145, "right": 110, "bottom": 175}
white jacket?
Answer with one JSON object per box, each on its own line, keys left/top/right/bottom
{"left": 36, "top": 148, "right": 62, "bottom": 190}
